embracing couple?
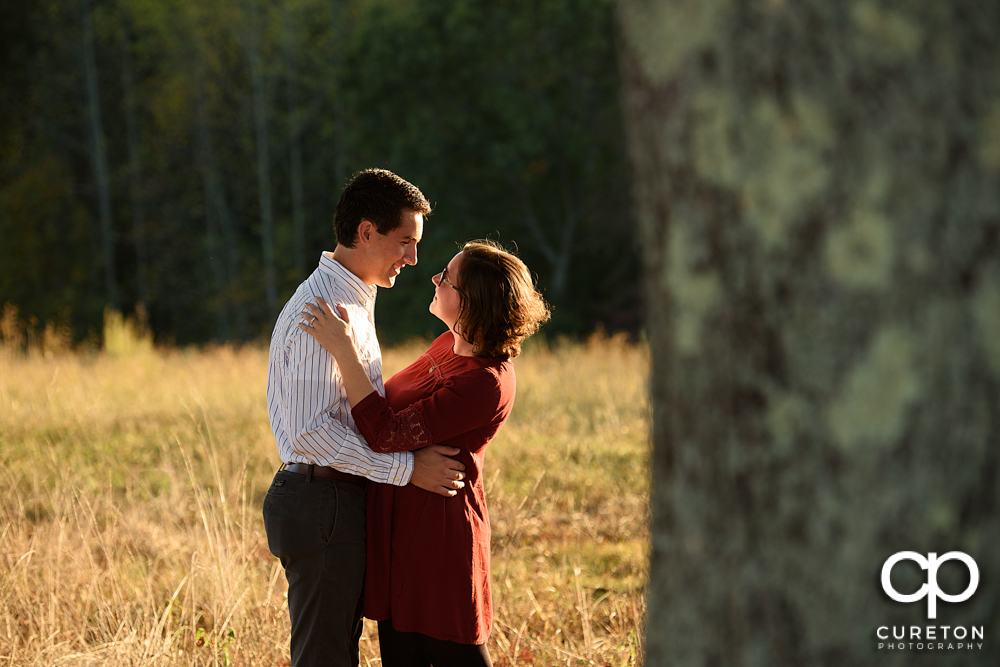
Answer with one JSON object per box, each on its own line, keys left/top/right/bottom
{"left": 263, "top": 169, "right": 550, "bottom": 667}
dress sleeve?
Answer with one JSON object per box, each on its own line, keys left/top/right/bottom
{"left": 351, "top": 367, "right": 507, "bottom": 453}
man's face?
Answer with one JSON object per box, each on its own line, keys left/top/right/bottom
{"left": 363, "top": 209, "right": 423, "bottom": 288}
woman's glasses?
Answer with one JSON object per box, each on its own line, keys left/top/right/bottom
{"left": 440, "top": 266, "right": 464, "bottom": 295}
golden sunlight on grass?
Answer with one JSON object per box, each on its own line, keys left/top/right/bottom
{"left": 0, "top": 334, "right": 648, "bottom": 666}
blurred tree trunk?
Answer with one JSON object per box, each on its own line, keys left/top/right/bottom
{"left": 329, "top": 0, "right": 348, "bottom": 193}
{"left": 203, "top": 186, "right": 230, "bottom": 341}
{"left": 507, "top": 168, "right": 579, "bottom": 303}
{"left": 195, "top": 74, "right": 235, "bottom": 341}
{"left": 121, "top": 21, "right": 148, "bottom": 310}
{"left": 282, "top": 2, "right": 307, "bottom": 281}
{"left": 244, "top": 0, "right": 279, "bottom": 318}
{"left": 619, "top": 1, "right": 1000, "bottom": 665}
{"left": 81, "top": 0, "right": 118, "bottom": 310}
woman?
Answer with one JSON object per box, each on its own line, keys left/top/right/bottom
{"left": 300, "top": 239, "right": 550, "bottom": 667}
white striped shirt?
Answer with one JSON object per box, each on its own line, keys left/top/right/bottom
{"left": 266, "top": 252, "right": 413, "bottom": 485}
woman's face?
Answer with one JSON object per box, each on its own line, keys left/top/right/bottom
{"left": 429, "top": 252, "right": 465, "bottom": 331}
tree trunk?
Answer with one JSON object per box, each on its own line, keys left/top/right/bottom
{"left": 121, "top": 21, "right": 148, "bottom": 309}
{"left": 327, "top": 0, "right": 352, "bottom": 194}
{"left": 195, "top": 74, "right": 235, "bottom": 341}
{"left": 245, "top": 0, "right": 279, "bottom": 318}
{"left": 203, "top": 184, "right": 230, "bottom": 341}
{"left": 81, "top": 0, "right": 117, "bottom": 310}
{"left": 507, "top": 170, "right": 579, "bottom": 303}
{"left": 619, "top": 1, "right": 1000, "bottom": 665}
{"left": 283, "top": 2, "right": 307, "bottom": 281}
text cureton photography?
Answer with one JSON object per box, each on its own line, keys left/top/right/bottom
{"left": 876, "top": 551, "right": 985, "bottom": 652}
{"left": 877, "top": 625, "right": 984, "bottom": 651}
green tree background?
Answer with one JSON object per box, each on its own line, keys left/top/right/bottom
{"left": 0, "top": 0, "right": 636, "bottom": 346}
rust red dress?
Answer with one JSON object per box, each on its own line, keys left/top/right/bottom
{"left": 351, "top": 331, "right": 515, "bottom": 645}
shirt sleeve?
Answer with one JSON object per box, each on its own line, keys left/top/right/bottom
{"left": 351, "top": 366, "right": 507, "bottom": 453}
{"left": 282, "top": 327, "right": 414, "bottom": 485}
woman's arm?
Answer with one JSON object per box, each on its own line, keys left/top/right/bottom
{"left": 298, "top": 297, "right": 376, "bottom": 407}
{"left": 304, "top": 301, "right": 513, "bottom": 454}
{"left": 351, "top": 363, "right": 511, "bottom": 454}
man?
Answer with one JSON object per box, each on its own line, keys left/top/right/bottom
{"left": 263, "top": 168, "right": 466, "bottom": 667}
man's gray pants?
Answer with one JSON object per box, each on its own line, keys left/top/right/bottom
{"left": 263, "top": 469, "right": 367, "bottom": 667}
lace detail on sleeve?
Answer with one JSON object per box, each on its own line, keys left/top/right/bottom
{"left": 369, "top": 403, "right": 434, "bottom": 453}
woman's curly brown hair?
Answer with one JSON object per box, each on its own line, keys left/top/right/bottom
{"left": 454, "top": 240, "right": 551, "bottom": 359}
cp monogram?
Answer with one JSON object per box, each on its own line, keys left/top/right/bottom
{"left": 881, "top": 552, "right": 979, "bottom": 619}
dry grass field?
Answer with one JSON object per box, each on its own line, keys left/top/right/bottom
{"left": 0, "top": 324, "right": 649, "bottom": 666}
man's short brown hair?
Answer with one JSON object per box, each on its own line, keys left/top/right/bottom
{"left": 454, "top": 240, "right": 551, "bottom": 359}
{"left": 334, "top": 169, "right": 431, "bottom": 247}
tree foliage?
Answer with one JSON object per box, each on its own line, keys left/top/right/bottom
{"left": 0, "top": 0, "right": 635, "bottom": 346}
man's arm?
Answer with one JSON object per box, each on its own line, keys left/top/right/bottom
{"left": 411, "top": 446, "right": 467, "bottom": 497}
{"left": 282, "top": 328, "right": 465, "bottom": 495}
{"left": 282, "top": 327, "right": 411, "bottom": 484}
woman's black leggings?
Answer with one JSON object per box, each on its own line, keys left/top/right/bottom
{"left": 377, "top": 619, "right": 493, "bottom": 667}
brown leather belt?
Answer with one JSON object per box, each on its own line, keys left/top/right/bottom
{"left": 280, "top": 462, "right": 366, "bottom": 486}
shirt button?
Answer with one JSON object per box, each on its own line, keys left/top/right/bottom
{"left": 359, "top": 469, "right": 370, "bottom": 476}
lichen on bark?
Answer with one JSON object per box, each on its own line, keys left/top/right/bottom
{"left": 825, "top": 326, "right": 923, "bottom": 452}
{"left": 620, "top": 0, "right": 1000, "bottom": 664}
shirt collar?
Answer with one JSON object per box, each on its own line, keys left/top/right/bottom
{"left": 318, "top": 252, "right": 377, "bottom": 306}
